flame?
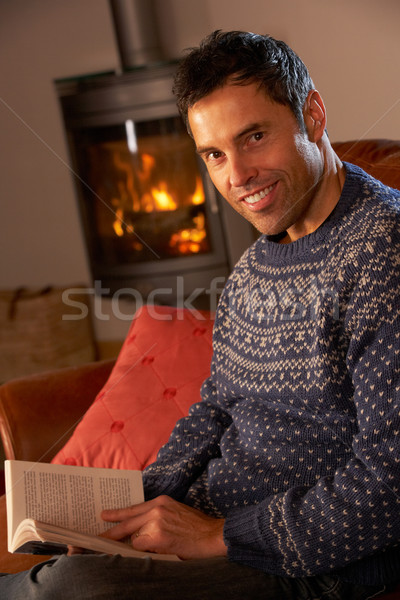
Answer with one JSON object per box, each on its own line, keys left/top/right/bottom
{"left": 192, "top": 176, "right": 205, "bottom": 205}
{"left": 113, "top": 208, "right": 124, "bottom": 237}
{"left": 169, "top": 213, "right": 207, "bottom": 254}
{"left": 109, "top": 148, "right": 208, "bottom": 255}
{"left": 151, "top": 182, "right": 177, "bottom": 211}
{"left": 113, "top": 153, "right": 141, "bottom": 212}
{"left": 113, "top": 207, "right": 135, "bottom": 237}
{"left": 140, "top": 153, "right": 155, "bottom": 180}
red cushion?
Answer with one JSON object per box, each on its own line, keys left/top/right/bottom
{"left": 52, "top": 306, "right": 214, "bottom": 470}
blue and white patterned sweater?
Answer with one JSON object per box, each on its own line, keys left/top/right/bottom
{"left": 144, "top": 163, "right": 400, "bottom": 585}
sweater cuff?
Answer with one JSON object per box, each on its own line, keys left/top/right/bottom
{"left": 223, "top": 503, "right": 278, "bottom": 570}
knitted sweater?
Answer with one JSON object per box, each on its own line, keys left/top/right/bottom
{"left": 144, "top": 163, "right": 400, "bottom": 585}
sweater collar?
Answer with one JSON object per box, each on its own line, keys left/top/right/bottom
{"left": 256, "top": 162, "right": 366, "bottom": 260}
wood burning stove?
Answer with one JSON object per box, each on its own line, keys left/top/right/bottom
{"left": 55, "top": 64, "right": 255, "bottom": 303}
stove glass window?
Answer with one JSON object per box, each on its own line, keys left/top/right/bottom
{"left": 73, "top": 116, "right": 211, "bottom": 265}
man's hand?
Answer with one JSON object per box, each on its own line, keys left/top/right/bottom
{"left": 100, "top": 495, "right": 228, "bottom": 560}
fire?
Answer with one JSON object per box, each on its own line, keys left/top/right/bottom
{"left": 150, "top": 182, "right": 177, "bottom": 211}
{"left": 113, "top": 208, "right": 124, "bottom": 237}
{"left": 140, "top": 153, "right": 155, "bottom": 179}
{"left": 192, "top": 176, "right": 205, "bottom": 205}
{"left": 169, "top": 213, "right": 207, "bottom": 255}
{"left": 112, "top": 207, "right": 135, "bottom": 237}
{"left": 110, "top": 147, "right": 208, "bottom": 256}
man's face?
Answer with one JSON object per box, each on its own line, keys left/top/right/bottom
{"left": 188, "top": 82, "right": 325, "bottom": 240}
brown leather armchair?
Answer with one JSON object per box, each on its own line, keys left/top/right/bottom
{"left": 0, "top": 360, "right": 114, "bottom": 572}
{"left": 1, "top": 139, "right": 400, "bottom": 582}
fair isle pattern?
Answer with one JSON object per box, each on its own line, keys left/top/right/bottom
{"left": 144, "top": 163, "right": 400, "bottom": 585}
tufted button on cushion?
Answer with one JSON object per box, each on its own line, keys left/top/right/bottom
{"left": 141, "top": 356, "right": 155, "bottom": 365}
{"left": 110, "top": 421, "right": 125, "bottom": 433}
{"left": 52, "top": 306, "right": 214, "bottom": 471}
{"left": 163, "top": 388, "right": 177, "bottom": 400}
{"left": 193, "top": 327, "right": 207, "bottom": 336}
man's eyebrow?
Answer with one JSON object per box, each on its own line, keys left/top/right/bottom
{"left": 196, "top": 144, "right": 218, "bottom": 157}
{"left": 234, "top": 121, "right": 268, "bottom": 142}
{"left": 195, "top": 121, "right": 269, "bottom": 156}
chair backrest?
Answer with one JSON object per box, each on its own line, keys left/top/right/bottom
{"left": 332, "top": 139, "right": 400, "bottom": 190}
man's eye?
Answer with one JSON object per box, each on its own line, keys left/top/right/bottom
{"left": 251, "top": 132, "right": 264, "bottom": 142}
{"left": 207, "top": 151, "right": 222, "bottom": 161}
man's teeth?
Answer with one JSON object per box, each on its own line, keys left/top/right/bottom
{"left": 245, "top": 183, "right": 275, "bottom": 204}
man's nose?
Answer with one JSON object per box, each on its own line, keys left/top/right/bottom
{"left": 229, "top": 155, "right": 258, "bottom": 188}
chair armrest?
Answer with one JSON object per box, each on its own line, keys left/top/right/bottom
{"left": 0, "top": 359, "right": 115, "bottom": 463}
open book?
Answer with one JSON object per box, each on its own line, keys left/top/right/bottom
{"left": 5, "top": 460, "right": 178, "bottom": 561}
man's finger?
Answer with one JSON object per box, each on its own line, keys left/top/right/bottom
{"left": 101, "top": 503, "right": 146, "bottom": 522}
{"left": 101, "top": 516, "right": 149, "bottom": 540}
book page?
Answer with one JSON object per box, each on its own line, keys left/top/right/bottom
{"left": 5, "top": 460, "right": 143, "bottom": 551}
{"left": 12, "top": 519, "right": 179, "bottom": 560}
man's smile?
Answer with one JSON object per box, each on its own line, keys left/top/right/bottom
{"left": 241, "top": 182, "right": 278, "bottom": 210}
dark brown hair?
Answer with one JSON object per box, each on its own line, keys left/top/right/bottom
{"left": 173, "top": 30, "right": 314, "bottom": 133}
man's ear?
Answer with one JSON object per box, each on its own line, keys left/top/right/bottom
{"left": 303, "top": 90, "right": 326, "bottom": 142}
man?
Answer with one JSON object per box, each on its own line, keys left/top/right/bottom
{"left": 1, "top": 30, "right": 400, "bottom": 599}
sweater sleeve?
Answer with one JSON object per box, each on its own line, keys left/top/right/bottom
{"left": 143, "top": 369, "right": 232, "bottom": 501}
{"left": 223, "top": 222, "right": 400, "bottom": 581}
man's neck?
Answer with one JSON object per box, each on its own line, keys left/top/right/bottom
{"left": 283, "top": 148, "right": 346, "bottom": 243}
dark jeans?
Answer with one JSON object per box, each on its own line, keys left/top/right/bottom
{"left": 0, "top": 554, "right": 389, "bottom": 600}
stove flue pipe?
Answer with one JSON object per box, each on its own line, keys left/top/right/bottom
{"left": 109, "top": 0, "right": 165, "bottom": 70}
